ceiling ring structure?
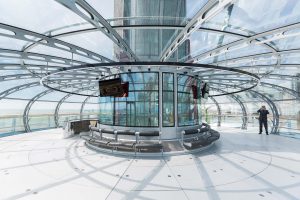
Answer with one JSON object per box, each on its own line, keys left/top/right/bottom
{"left": 40, "top": 61, "right": 260, "bottom": 97}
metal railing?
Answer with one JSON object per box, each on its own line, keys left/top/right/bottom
{"left": 0, "top": 113, "right": 99, "bottom": 136}
{"left": 203, "top": 114, "right": 300, "bottom": 133}
{"left": 1, "top": 113, "right": 299, "bottom": 137}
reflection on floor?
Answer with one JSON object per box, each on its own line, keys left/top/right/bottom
{"left": 0, "top": 127, "right": 300, "bottom": 200}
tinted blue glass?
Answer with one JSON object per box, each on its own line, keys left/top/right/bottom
{"left": 98, "top": 72, "right": 159, "bottom": 127}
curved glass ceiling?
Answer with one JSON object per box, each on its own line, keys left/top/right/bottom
{"left": 0, "top": 0, "right": 299, "bottom": 135}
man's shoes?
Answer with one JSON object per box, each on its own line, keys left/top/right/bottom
{"left": 259, "top": 133, "right": 262, "bottom": 134}
{"left": 266, "top": 133, "right": 269, "bottom": 135}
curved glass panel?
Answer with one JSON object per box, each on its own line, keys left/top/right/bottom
{"left": 0, "top": 0, "right": 299, "bottom": 137}
{"left": 0, "top": 0, "right": 92, "bottom": 34}
{"left": 203, "top": 0, "right": 300, "bottom": 36}
{"left": 179, "top": 30, "right": 241, "bottom": 62}
{"left": 0, "top": 99, "right": 28, "bottom": 135}
{"left": 59, "top": 31, "right": 117, "bottom": 60}
{"left": 28, "top": 101, "right": 57, "bottom": 131}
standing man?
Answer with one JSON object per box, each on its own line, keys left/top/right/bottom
{"left": 257, "top": 105, "right": 269, "bottom": 135}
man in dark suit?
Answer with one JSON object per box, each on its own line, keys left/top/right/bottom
{"left": 257, "top": 105, "right": 269, "bottom": 135}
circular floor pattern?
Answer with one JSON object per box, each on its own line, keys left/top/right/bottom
{"left": 0, "top": 127, "right": 300, "bottom": 200}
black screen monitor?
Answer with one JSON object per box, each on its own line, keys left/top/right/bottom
{"left": 99, "top": 78, "right": 129, "bottom": 97}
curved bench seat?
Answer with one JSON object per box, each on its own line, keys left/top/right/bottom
{"left": 135, "top": 142, "right": 163, "bottom": 153}
{"left": 138, "top": 131, "right": 160, "bottom": 137}
{"left": 116, "top": 130, "right": 135, "bottom": 136}
{"left": 85, "top": 127, "right": 163, "bottom": 153}
{"left": 181, "top": 124, "right": 220, "bottom": 150}
{"left": 183, "top": 130, "right": 220, "bottom": 149}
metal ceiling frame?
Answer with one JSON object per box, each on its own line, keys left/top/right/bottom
{"left": 22, "top": 83, "right": 96, "bottom": 132}
{"left": 0, "top": 0, "right": 298, "bottom": 136}
{"left": 189, "top": 22, "right": 300, "bottom": 64}
{"left": 0, "top": 23, "right": 113, "bottom": 63}
{"left": 0, "top": 74, "right": 38, "bottom": 82}
{"left": 209, "top": 96, "right": 221, "bottom": 126}
{"left": 0, "top": 82, "right": 40, "bottom": 100}
{"left": 199, "top": 72, "right": 300, "bottom": 81}
{"left": 259, "top": 82, "right": 300, "bottom": 98}
{"left": 193, "top": 52, "right": 300, "bottom": 75}
{"left": 54, "top": 86, "right": 97, "bottom": 127}
{"left": 23, "top": 89, "right": 53, "bottom": 132}
{"left": 160, "top": 0, "right": 235, "bottom": 61}
{"left": 54, "top": 93, "right": 73, "bottom": 127}
{"left": 0, "top": 48, "right": 85, "bottom": 66}
{"left": 0, "top": 63, "right": 62, "bottom": 71}
{"left": 39, "top": 61, "right": 260, "bottom": 97}
{"left": 211, "top": 49, "right": 300, "bottom": 66}
{"left": 54, "top": 0, "right": 138, "bottom": 61}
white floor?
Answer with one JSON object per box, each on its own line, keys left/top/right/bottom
{"left": 0, "top": 127, "right": 300, "bottom": 200}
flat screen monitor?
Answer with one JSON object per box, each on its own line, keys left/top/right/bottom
{"left": 99, "top": 78, "right": 129, "bottom": 97}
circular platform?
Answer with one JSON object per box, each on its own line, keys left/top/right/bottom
{"left": 0, "top": 127, "right": 300, "bottom": 200}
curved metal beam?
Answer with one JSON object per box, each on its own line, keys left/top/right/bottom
{"left": 206, "top": 79, "right": 300, "bottom": 99}
{"left": 0, "top": 68, "right": 107, "bottom": 84}
{"left": 22, "top": 82, "right": 96, "bottom": 132}
{"left": 260, "top": 82, "right": 300, "bottom": 98}
{"left": 24, "top": 25, "right": 248, "bottom": 53}
{"left": 23, "top": 89, "right": 53, "bottom": 132}
{"left": 79, "top": 91, "right": 97, "bottom": 120}
{"left": 194, "top": 49, "right": 300, "bottom": 74}
{"left": 53, "top": 85, "right": 95, "bottom": 127}
{"left": 210, "top": 82, "right": 280, "bottom": 134}
{"left": 212, "top": 49, "right": 300, "bottom": 66}
{"left": 0, "top": 48, "right": 85, "bottom": 66}
{"left": 0, "top": 63, "right": 62, "bottom": 71}
{"left": 80, "top": 96, "right": 91, "bottom": 120}
{"left": 199, "top": 72, "right": 300, "bottom": 81}
{"left": 0, "top": 74, "right": 39, "bottom": 82}
{"left": 230, "top": 94, "right": 248, "bottom": 130}
{"left": 248, "top": 90, "right": 280, "bottom": 134}
{"left": 199, "top": 64, "right": 300, "bottom": 71}
{"left": 189, "top": 21, "right": 300, "bottom": 63}
{"left": 54, "top": 93, "right": 73, "bottom": 127}
{"left": 0, "top": 23, "right": 113, "bottom": 63}
{"left": 19, "top": 23, "right": 275, "bottom": 66}
{"left": 211, "top": 87, "right": 248, "bottom": 129}
{"left": 209, "top": 96, "right": 222, "bottom": 126}
{"left": 55, "top": 0, "right": 138, "bottom": 61}
{"left": 0, "top": 80, "right": 94, "bottom": 101}
{"left": 40, "top": 61, "right": 260, "bottom": 97}
{"left": 160, "top": 0, "right": 235, "bottom": 61}
{"left": 0, "top": 82, "right": 40, "bottom": 100}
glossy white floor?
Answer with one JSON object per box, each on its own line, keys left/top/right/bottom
{"left": 1, "top": 127, "right": 300, "bottom": 200}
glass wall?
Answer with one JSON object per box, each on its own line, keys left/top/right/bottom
{"left": 162, "top": 73, "right": 174, "bottom": 126}
{"left": 99, "top": 72, "right": 159, "bottom": 127}
{"left": 99, "top": 96, "right": 114, "bottom": 125}
{"left": 177, "top": 74, "right": 201, "bottom": 126}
